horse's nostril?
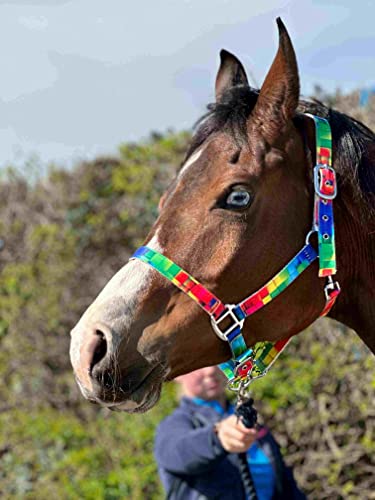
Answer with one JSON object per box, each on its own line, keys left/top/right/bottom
{"left": 90, "top": 330, "right": 108, "bottom": 372}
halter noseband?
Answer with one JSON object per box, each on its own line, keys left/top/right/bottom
{"left": 131, "top": 114, "right": 340, "bottom": 392}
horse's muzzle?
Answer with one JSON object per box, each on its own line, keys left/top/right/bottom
{"left": 70, "top": 322, "right": 113, "bottom": 392}
{"left": 70, "top": 321, "right": 165, "bottom": 412}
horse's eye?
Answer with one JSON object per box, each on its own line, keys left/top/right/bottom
{"left": 225, "top": 190, "right": 252, "bottom": 209}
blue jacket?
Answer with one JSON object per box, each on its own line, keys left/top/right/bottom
{"left": 154, "top": 397, "right": 306, "bottom": 500}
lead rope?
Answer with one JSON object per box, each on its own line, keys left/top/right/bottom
{"left": 235, "top": 390, "right": 258, "bottom": 500}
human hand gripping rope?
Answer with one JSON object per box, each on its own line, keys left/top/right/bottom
{"left": 235, "top": 389, "right": 259, "bottom": 500}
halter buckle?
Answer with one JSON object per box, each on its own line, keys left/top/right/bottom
{"left": 314, "top": 165, "right": 337, "bottom": 200}
{"left": 210, "top": 304, "right": 245, "bottom": 342}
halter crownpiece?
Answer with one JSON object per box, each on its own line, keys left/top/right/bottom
{"left": 131, "top": 114, "right": 340, "bottom": 393}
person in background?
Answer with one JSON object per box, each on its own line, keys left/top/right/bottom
{"left": 154, "top": 366, "right": 306, "bottom": 500}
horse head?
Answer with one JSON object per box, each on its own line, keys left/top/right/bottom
{"left": 70, "top": 19, "right": 375, "bottom": 412}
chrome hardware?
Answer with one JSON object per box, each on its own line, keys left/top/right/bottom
{"left": 324, "top": 276, "right": 341, "bottom": 301}
{"left": 305, "top": 229, "right": 317, "bottom": 245}
{"left": 210, "top": 304, "right": 245, "bottom": 341}
{"left": 314, "top": 165, "right": 337, "bottom": 200}
{"left": 229, "top": 375, "right": 253, "bottom": 393}
{"left": 228, "top": 369, "right": 268, "bottom": 393}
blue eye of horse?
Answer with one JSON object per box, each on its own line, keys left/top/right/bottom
{"left": 225, "top": 190, "right": 251, "bottom": 209}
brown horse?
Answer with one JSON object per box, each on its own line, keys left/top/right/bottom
{"left": 70, "top": 19, "right": 375, "bottom": 412}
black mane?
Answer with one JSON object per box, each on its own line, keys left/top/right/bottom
{"left": 187, "top": 86, "right": 375, "bottom": 215}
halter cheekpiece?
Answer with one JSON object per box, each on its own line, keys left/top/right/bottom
{"left": 131, "top": 114, "right": 340, "bottom": 393}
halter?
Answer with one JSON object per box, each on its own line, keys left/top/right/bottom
{"left": 131, "top": 114, "right": 340, "bottom": 392}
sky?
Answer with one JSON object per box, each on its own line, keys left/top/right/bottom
{"left": 0, "top": 0, "right": 375, "bottom": 170}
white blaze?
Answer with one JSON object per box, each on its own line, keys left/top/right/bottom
{"left": 178, "top": 145, "right": 206, "bottom": 177}
{"left": 70, "top": 230, "right": 164, "bottom": 380}
{"left": 90, "top": 229, "right": 163, "bottom": 313}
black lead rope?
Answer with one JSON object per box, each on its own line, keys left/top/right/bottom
{"left": 235, "top": 397, "right": 258, "bottom": 500}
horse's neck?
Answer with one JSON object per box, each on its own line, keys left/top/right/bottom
{"left": 331, "top": 143, "right": 375, "bottom": 353}
{"left": 332, "top": 272, "right": 375, "bottom": 353}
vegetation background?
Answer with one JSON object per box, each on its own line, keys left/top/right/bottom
{"left": 0, "top": 89, "right": 374, "bottom": 499}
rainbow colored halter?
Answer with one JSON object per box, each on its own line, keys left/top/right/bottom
{"left": 131, "top": 114, "right": 341, "bottom": 392}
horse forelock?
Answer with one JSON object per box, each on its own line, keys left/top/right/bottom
{"left": 184, "top": 86, "right": 260, "bottom": 161}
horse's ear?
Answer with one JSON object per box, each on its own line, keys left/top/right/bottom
{"left": 250, "top": 18, "right": 299, "bottom": 143}
{"left": 215, "top": 49, "right": 248, "bottom": 101}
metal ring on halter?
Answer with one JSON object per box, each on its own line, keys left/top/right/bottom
{"left": 228, "top": 377, "right": 250, "bottom": 393}
{"left": 210, "top": 304, "right": 245, "bottom": 341}
{"left": 305, "top": 229, "right": 316, "bottom": 245}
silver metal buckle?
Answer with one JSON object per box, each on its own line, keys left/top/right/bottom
{"left": 210, "top": 304, "right": 245, "bottom": 342}
{"left": 314, "top": 165, "right": 337, "bottom": 200}
{"left": 324, "top": 276, "right": 341, "bottom": 301}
